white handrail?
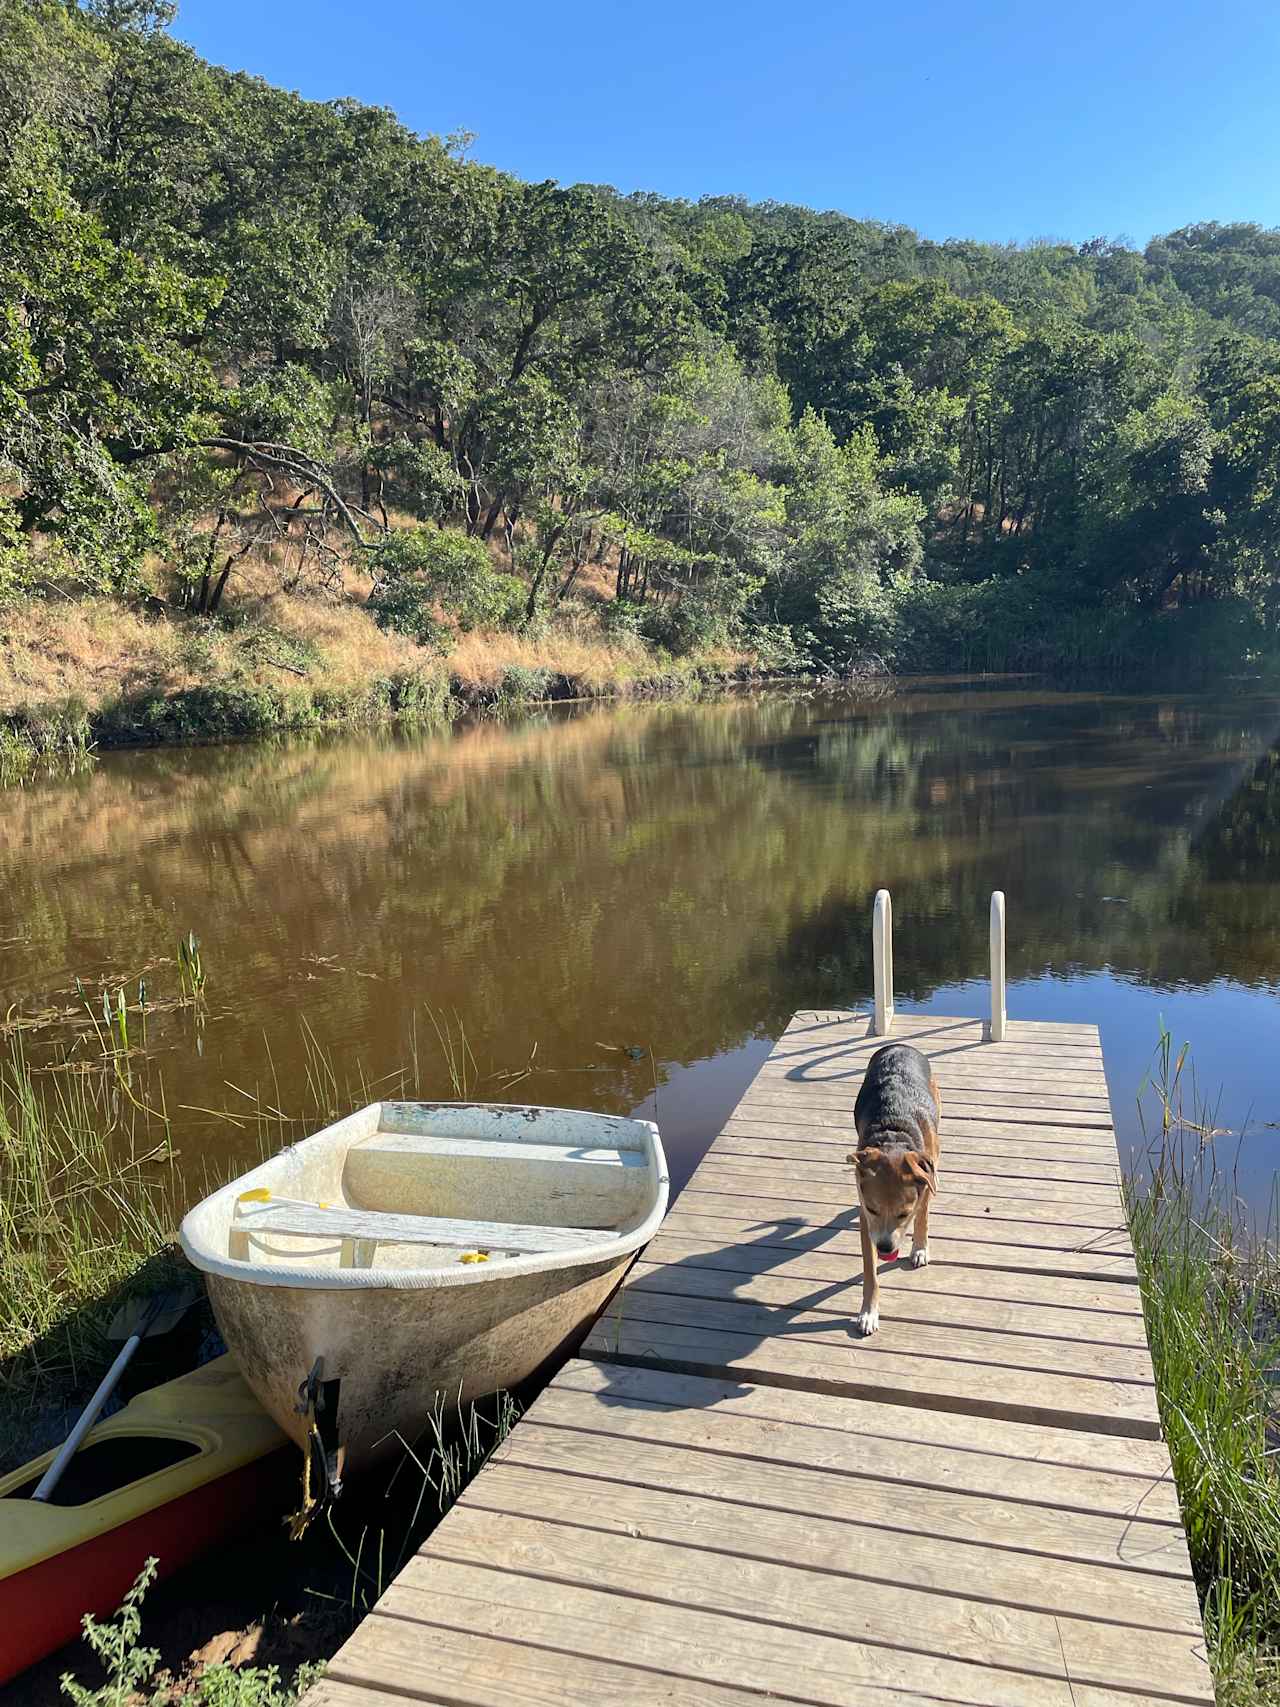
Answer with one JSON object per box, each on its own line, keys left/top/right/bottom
{"left": 872, "top": 889, "right": 894, "bottom": 1036}
{"left": 988, "top": 890, "right": 1007, "bottom": 1042}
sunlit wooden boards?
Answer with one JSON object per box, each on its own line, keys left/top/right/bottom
{"left": 308, "top": 1012, "right": 1213, "bottom": 1707}
{"left": 590, "top": 1010, "right": 1148, "bottom": 1435}
{"left": 313, "top": 1359, "right": 1211, "bottom": 1707}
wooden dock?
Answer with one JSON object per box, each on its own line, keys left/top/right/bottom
{"left": 309, "top": 1010, "right": 1213, "bottom": 1707}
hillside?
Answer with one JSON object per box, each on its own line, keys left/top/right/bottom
{"left": 5, "top": 0, "right": 1280, "bottom": 756}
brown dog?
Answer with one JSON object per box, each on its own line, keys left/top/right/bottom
{"left": 847, "top": 1042, "right": 941, "bottom": 1336}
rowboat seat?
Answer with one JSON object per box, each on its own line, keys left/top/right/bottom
{"left": 356, "top": 1133, "right": 642, "bottom": 1169}
{"left": 228, "top": 1199, "right": 616, "bottom": 1268}
{"left": 342, "top": 1130, "right": 649, "bottom": 1228}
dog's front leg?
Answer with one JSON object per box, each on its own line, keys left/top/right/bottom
{"left": 857, "top": 1212, "right": 880, "bottom": 1335}
{"left": 910, "top": 1190, "right": 931, "bottom": 1269}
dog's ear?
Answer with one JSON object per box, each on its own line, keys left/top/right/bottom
{"left": 853, "top": 1147, "right": 882, "bottom": 1173}
{"left": 905, "top": 1152, "right": 937, "bottom": 1196}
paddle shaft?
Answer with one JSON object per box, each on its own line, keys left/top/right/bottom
{"left": 31, "top": 1333, "right": 143, "bottom": 1502}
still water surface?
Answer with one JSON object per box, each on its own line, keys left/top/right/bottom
{"left": 3, "top": 681, "right": 1280, "bottom": 1208}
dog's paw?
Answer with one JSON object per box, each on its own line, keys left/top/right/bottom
{"left": 910, "top": 1244, "right": 930, "bottom": 1269}
{"left": 857, "top": 1305, "right": 880, "bottom": 1336}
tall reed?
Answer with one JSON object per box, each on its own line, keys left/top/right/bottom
{"left": 1128, "top": 1025, "right": 1280, "bottom": 1699}
{"left": 0, "top": 1047, "right": 178, "bottom": 1443}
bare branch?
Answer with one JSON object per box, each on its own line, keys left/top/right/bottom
{"left": 201, "top": 438, "right": 377, "bottom": 543}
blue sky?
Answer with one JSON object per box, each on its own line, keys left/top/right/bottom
{"left": 172, "top": 0, "right": 1280, "bottom": 247}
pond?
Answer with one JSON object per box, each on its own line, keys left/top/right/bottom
{"left": 3, "top": 679, "right": 1280, "bottom": 1212}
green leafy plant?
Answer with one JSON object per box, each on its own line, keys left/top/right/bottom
{"left": 60, "top": 1557, "right": 161, "bottom": 1707}
{"left": 182, "top": 1661, "right": 325, "bottom": 1707}
{"left": 366, "top": 528, "right": 521, "bottom": 638}
{"left": 177, "top": 932, "right": 206, "bottom": 1001}
{"left": 58, "top": 1558, "right": 323, "bottom": 1707}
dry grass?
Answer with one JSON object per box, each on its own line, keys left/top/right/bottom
{"left": 0, "top": 593, "right": 427, "bottom": 717}
{"left": 449, "top": 629, "right": 754, "bottom": 700}
{"left": 268, "top": 595, "right": 425, "bottom": 687}
{"left": 0, "top": 581, "right": 756, "bottom": 746}
{"left": 445, "top": 625, "right": 652, "bottom": 694}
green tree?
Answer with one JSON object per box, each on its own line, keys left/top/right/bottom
{"left": 0, "top": 128, "right": 218, "bottom": 588}
{"left": 763, "top": 409, "right": 923, "bottom": 667}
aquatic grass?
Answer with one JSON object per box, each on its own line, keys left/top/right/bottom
{"left": 489, "top": 1037, "right": 538, "bottom": 1092}
{"left": 0, "top": 1003, "right": 427, "bottom": 1458}
{"left": 321, "top": 1385, "right": 520, "bottom": 1616}
{"left": 0, "top": 1046, "right": 181, "bottom": 1454}
{"left": 111, "top": 987, "right": 129, "bottom": 1055}
{"left": 408, "top": 1383, "right": 521, "bottom": 1517}
{"left": 416, "top": 1007, "right": 478, "bottom": 1100}
{"left": 188, "top": 1004, "right": 486, "bottom": 1158}
{"left": 66, "top": 976, "right": 179, "bottom": 1126}
{"left": 1127, "top": 1025, "right": 1280, "bottom": 1690}
{"left": 177, "top": 933, "right": 207, "bottom": 1003}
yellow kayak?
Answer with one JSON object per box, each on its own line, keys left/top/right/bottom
{"left": 0, "top": 1356, "right": 287, "bottom": 1684}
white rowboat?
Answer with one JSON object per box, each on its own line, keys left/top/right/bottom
{"left": 180, "top": 1101, "right": 668, "bottom": 1480}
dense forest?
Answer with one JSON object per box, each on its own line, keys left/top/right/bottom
{"left": 7, "top": 0, "right": 1280, "bottom": 716}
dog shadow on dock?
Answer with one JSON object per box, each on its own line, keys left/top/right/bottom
{"left": 587, "top": 1202, "right": 903, "bottom": 1411}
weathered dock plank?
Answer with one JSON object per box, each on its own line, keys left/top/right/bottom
{"left": 307, "top": 1012, "right": 1213, "bottom": 1707}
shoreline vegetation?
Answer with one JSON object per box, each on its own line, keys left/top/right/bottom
{"left": 2, "top": 590, "right": 1272, "bottom": 788}
{"left": 1128, "top": 1031, "right": 1280, "bottom": 1706}
{"left": 0, "top": 591, "right": 799, "bottom": 784}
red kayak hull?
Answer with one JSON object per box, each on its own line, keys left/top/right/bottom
{"left": 0, "top": 1448, "right": 289, "bottom": 1685}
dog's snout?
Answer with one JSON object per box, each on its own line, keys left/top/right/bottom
{"left": 876, "top": 1239, "right": 895, "bottom": 1256}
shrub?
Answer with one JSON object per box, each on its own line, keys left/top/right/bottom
{"left": 810, "top": 568, "right": 898, "bottom": 669}
{"left": 497, "top": 664, "right": 554, "bottom": 703}
{"left": 639, "top": 595, "right": 727, "bottom": 657}
{"left": 366, "top": 528, "right": 522, "bottom": 639}
{"left": 601, "top": 598, "right": 645, "bottom": 640}
{"left": 883, "top": 577, "right": 1269, "bottom": 678}
{"left": 2, "top": 697, "right": 93, "bottom": 756}
{"left": 368, "top": 437, "right": 463, "bottom": 522}
{"left": 364, "top": 577, "right": 448, "bottom": 647}
{"left": 749, "top": 623, "right": 814, "bottom": 673}
{"left": 58, "top": 1557, "right": 323, "bottom": 1707}
{"left": 372, "top": 670, "right": 451, "bottom": 720}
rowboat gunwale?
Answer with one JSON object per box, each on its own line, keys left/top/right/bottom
{"left": 179, "top": 1100, "right": 670, "bottom": 1292}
